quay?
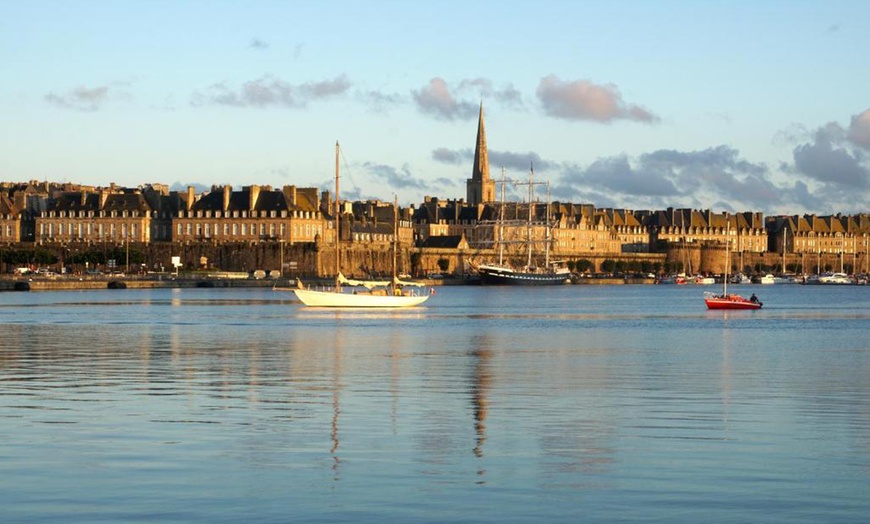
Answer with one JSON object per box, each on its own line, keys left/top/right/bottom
{"left": 1, "top": 273, "right": 658, "bottom": 291}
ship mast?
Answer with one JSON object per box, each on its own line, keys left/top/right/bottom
{"left": 723, "top": 219, "right": 730, "bottom": 296}
{"left": 334, "top": 141, "right": 340, "bottom": 292}
{"left": 545, "top": 180, "right": 551, "bottom": 269}
{"left": 498, "top": 168, "right": 506, "bottom": 266}
{"left": 393, "top": 194, "right": 399, "bottom": 286}
{"left": 527, "top": 164, "right": 534, "bottom": 270}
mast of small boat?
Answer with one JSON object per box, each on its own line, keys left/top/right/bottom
{"left": 334, "top": 141, "right": 341, "bottom": 293}
{"left": 527, "top": 164, "right": 534, "bottom": 270}
{"left": 782, "top": 226, "right": 787, "bottom": 274}
{"left": 392, "top": 194, "right": 398, "bottom": 293}
{"left": 723, "top": 220, "right": 730, "bottom": 296}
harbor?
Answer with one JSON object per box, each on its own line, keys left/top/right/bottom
{"left": 2, "top": 284, "right": 869, "bottom": 523}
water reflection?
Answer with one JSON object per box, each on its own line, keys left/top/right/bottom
{"left": 468, "top": 336, "right": 492, "bottom": 463}
{"left": 3, "top": 286, "right": 870, "bottom": 523}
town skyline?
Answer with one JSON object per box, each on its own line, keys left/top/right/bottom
{"left": 2, "top": 1, "right": 869, "bottom": 215}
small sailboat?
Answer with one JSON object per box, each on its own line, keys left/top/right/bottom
{"left": 704, "top": 226, "right": 762, "bottom": 310}
{"left": 293, "top": 143, "right": 431, "bottom": 307}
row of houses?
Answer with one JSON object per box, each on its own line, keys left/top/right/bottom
{"left": 2, "top": 181, "right": 869, "bottom": 261}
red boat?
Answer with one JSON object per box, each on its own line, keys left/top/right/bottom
{"left": 704, "top": 229, "right": 762, "bottom": 310}
{"left": 704, "top": 291, "right": 762, "bottom": 310}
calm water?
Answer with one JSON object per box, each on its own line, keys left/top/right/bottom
{"left": 2, "top": 284, "right": 869, "bottom": 523}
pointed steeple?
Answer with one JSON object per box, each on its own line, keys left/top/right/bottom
{"left": 472, "top": 102, "right": 489, "bottom": 183}
{"left": 467, "top": 102, "right": 495, "bottom": 205}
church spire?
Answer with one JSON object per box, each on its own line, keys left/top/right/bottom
{"left": 472, "top": 102, "right": 489, "bottom": 183}
{"left": 467, "top": 102, "right": 495, "bottom": 205}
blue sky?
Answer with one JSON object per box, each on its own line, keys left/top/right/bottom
{"left": 2, "top": 0, "right": 869, "bottom": 215}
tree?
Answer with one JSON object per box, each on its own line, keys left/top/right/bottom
{"left": 575, "top": 259, "right": 592, "bottom": 273}
{"left": 410, "top": 252, "right": 422, "bottom": 277}
{"left": 437, "top": 257, "right": 450, "bottom": 273}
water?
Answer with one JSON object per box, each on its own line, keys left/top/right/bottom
{"left": 2, "top": 284, "right": 869, "bottom": 523}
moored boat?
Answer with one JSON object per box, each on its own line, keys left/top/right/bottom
{"left": 476, "top": 166, "right": 570, "bottom": 286}
{"left": 293, "top": 143, "right": 431, "bottom": 307}
{"left": 477, "top": 263, "right": 570, "bottom": 285}
{"left": 704, "top": 291, "right": 763, "bottom": 310}
{"left": 704, "top": 223, "right": 762, "bottom": 310}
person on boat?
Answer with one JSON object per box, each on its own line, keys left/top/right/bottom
{"left": 750, "top": 293, "right": 758, "bottom": 303}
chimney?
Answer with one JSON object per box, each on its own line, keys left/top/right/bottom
{"left": 288, "top": 185, "right": 297, "bottom": 207}
{"left": 187, "top": 186, "right": 195, "bottom": 211}
{"left": 81, "top": 191, "right": 88, "bottom": 206}
{"left": 249, "top": 185, "right": 260, "bottom": 211}
{"left": 223, "top": 185, "right": 231, "bottom": 212}
{"left": 321, "top": 190, "right": 331, "bottom": 215}
{"left": 13, "top": 191, "right": 26, "bottom": 211}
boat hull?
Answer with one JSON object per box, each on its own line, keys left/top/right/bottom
{"left": 478, "top": 266, "right": 570, "bottom": 286}
{"left": 704, "top": 293, "right": 762, "bottom": 310}
{"left": 293, "top": 288, "right": 429, "bottom": 307}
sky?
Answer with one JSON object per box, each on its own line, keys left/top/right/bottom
{"left": 2, "top": 0, "right": 870, "bottom": 216}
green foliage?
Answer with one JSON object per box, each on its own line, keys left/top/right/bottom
{"left": 575, "top": 259, "right": 592, "bottom": 273}
{"left": 437, "top": 257, "right": 450, "bottom": 272}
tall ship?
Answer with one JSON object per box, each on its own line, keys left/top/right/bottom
{"left": 475, "top": 168, "right": 570, "bottom": 286}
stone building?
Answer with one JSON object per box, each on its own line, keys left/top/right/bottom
{"left": 172, "top": 184, "right": 328, "bottom": 245}
{"left": 36, "top": 188, "right": 154, "bottom": 244}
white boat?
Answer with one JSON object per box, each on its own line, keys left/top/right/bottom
{"left": 294, "top": 284, "right": 430, "bottom": 308}
{"left": 754, "top": 274, "right": 775, "bottom": 284}
{"left": 816, "top": 272, "right": 852, "bottom": 285}
{"left": 729, "top": 273, "right": 751, "bottom": 284}
{"left": 294, "top": 143, "right": 431, "bottom": 307}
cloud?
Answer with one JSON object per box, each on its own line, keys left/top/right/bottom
{"left": 44, "top": 85, "right": 110, "bottom": 112}
{"left": 489, "top": 150, "right": 557, "bottom": 173}
{"left": 457, "top": 78, "right": 524, "bottom": 109}
{"left": 249, "top": 38, "right": 269, "bottom": 50}
{"left": 411, "top": 78, "right": 478, "bottom": 120}
{"left": 363, "top": 162, "right": 428, "bottom": 190}
{"left": 793, "top": 123, "right": 868, "bottom": 189}
{"left": 191, "top": 75, "right": 350, "bottom": 108}
{"left": 169, "top": 182, "right": 211, "bottom": 194}
{"left": 357, "top": 90, "right": 404, "bottom": 113}
{"left": 847, "top": 108, "right": 870, "bottom": 149}
{"left": 554, "top": 145, "right": 783, "bottom": 210}
{"left": 432, "top": 147, "right": 467, "bottom": 165}
{"left": 536, "top": 75, "right": 659, "bottom": 123}
{"left": 411, "top": 77, "right": 524, "bottom": 120}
